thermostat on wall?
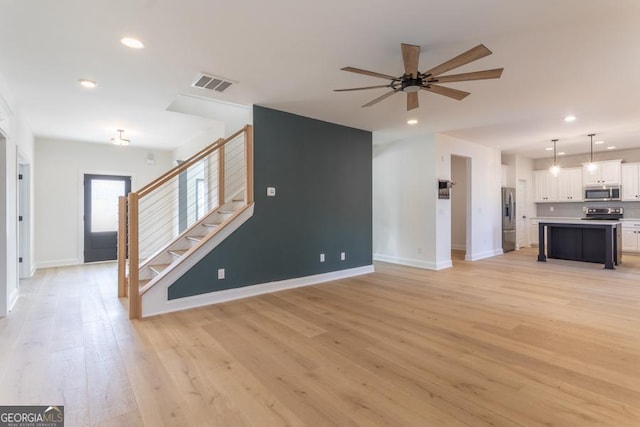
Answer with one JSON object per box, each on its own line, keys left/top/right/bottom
{"left": 267, "top": 187, "right": 276, "bottom": 196}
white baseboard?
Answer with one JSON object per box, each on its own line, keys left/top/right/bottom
{"left": 465, "top": 248, "right": 503, "bottom": 261}
{"left": 142, "top": 265, "right": 375, "bottom": 318}
{"left": 373, "top": 254, "right": 451, "bottom": 271}
{"left": 7, "top": 288, "right": 19, "bottom": 312}
{"left": 36, "top": 258, "right": 81, "bottom": 269}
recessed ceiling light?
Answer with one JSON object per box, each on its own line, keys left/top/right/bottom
{"left": 120, "top": 37, "right": 144, "bottom": 49}
{"left": 594, "top": 140, "right": 604, "bottom": 145}
{"left": 606, "top": 146, "right": 616, "bottom": 150}
{"left": 545, "top": 147, "right": 553, "bottom": 151}
{"left": 558, "top": 152, "right": 566, "bottom": 155}
{"left": 79, "top": 79, "right": 96, "bottom": 88}
{"left": 564, "top": 115, "right": 576, "bottom": 122}
{"left": 407, "top": 119, "right": 418, "bottom": 125}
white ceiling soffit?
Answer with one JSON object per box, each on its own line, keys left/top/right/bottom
{"left": 166, "top": 94, "right": 252, "bottom": 136}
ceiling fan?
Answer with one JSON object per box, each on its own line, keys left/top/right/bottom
{"left": 335, "top": 43, "right": 503, "bottom": 111}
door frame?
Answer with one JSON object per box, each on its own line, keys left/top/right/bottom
{"left": 17, "top": 156, "right": 32, "bottom": 278}
{"left": 78, "top": 170, "right": 136, "bottom": 263}
{"left": 516, "top": 178, "right": 529, "bottom": 249}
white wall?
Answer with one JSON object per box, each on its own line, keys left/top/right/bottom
{"left": 451, "top": 156, "right": 468, "bottom": 251}
{"left": 436, "top": 134, "right": 503, "bottom": 263}
{"left": 172, "top": 123, "right": 225, "bottom": 162}
{"left": 34, "top": 138, "right": 173, "bottom": 268}
{"left": 0, "top": 74, "right": 35, "bottom": 316}
{"left": 503, "top": 153, "right": 535, "bottom": 247}
{"left": 373, "top": 135, "right": 439, "bottom": 269}
{"left": 373, "top": 133, "right": 503, "bottom": 270}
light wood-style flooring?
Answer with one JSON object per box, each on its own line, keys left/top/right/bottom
{"left": 1, "top": 248, "right": 640, "bottom": 426}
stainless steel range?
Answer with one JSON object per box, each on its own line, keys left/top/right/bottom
{"left": 582, "top": 207, "right": 623, "bottom": 220}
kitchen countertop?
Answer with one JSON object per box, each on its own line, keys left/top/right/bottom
{"left": 537, "top": 219, "right": 622, "bottom": 226}
{"left": 531, "top": 216, "right": 639, "bottom": 222}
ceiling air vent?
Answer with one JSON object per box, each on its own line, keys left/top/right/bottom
{"left": 191, "top": 73, "right": 235, "bottom": 92}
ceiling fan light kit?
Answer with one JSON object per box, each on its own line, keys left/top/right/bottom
{"left": 335, "top": 42, "right": 504, "bottom": 111}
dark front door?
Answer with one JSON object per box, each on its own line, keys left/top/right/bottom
{"left": 84, "top": 174, "right": 131, "bottom": 262}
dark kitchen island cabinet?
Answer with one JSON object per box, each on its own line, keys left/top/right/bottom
{"left": 537, "top": 220, "right": 622, "bottom": 269}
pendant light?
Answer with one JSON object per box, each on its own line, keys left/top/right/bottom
{"left": 586, "top": 133, "right": 597, "bottom": 172}
{"left": 549, "top": 139, "right": 560, "bottom": 176}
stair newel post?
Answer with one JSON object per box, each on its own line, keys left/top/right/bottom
{"left": 117, "top": 195, "right": 128, "bottom": 298}
{"left": 128, "top": 192, "right": 141, "bottom": 319}
{"left": 245, "top": 125, "right": 254, "bottom": 204}
{"left": 218, "top": 145, "right": 226, "bottom": 206}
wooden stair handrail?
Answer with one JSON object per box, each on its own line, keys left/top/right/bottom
{"left": 138, "top": 125, "right": 249, "bottom": 198}
{"left": 123, "top": 124, "right": 253, "bottom": 319}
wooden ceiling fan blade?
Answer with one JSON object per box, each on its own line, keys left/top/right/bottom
{"left": 423, "top": 85, "right": 470, "bottom": 101}
{"left": 401, "top": 43, "right": 420, "bottom": 78}
{"left": 428, "top": 68, "right": 503, "bottom": 84}
{"left": 407, "top": 92, "right": 419, "bottom": 110}
{"left": 362, "top": 90, "right": 399, "bottom": 107}
{"left": 341, "top": 66, "right": 398, "bottom": 80}
{"left": 334, "top": 85, "right": 392, "bottom": 92}
{"left": 422, "top": 44, "right": 492, "bottom": 77}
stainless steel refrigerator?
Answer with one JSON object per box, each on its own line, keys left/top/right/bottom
{"left": 502, "top": 187, "right": 516, "bottom": 252}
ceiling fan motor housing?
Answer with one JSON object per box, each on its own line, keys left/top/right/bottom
{"left": 402, "top": 76, "right": 423, "bottom": 93}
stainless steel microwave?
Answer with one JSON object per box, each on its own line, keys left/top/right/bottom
{"left": 584, "top": 185, "right": 621, "bottom": 201}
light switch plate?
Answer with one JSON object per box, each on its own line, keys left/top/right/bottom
{"left": 218, "top": 268, "right": 225, "bottom": 279}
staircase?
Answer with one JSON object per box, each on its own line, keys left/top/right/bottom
{"left": 118, "top": 125, "right": 254, "bottom": 318}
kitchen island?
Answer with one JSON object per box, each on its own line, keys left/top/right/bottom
{"left": 537, "top": 220, "right": 622, "bottom": 269}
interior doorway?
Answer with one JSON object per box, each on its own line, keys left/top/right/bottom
{"left": 451, "top": 155, "right": 470, "bottom": 261}
{"left": 17, "top": 159, "right": 31, "bottom": 278}
{"left": 83, "top": 174, "right": 131, "bottom": 262}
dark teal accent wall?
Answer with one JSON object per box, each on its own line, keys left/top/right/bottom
{"left": 168, "top": 106, "right": 372, "bottom": 300}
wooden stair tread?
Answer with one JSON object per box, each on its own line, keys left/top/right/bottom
{"left": 203, "top": 222, "right": 220, "bottom": 228}
{"left": 168, "top": 249, "right": 187, "bottom": 257}
{"left": 149, "top": 264, "right": 170, "bottom": 275}
{"left": 186, "top": 235, "right": 205, "bottom": 242}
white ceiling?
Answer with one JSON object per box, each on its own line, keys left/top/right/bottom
{"left": 0, "top": 0, "right": 639, "bottom": 158}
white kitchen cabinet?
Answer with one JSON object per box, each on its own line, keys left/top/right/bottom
{"left": 621, "top": 163, "right": 640, "bottom": 200}
{"left": 583, "top": 160, "right": 621, "bottom": 186}
{"left": 557, "top": 167, "right": 583, "bottom": 201}
{"left": 535, "top": 168, "right": 581, "bottom": 202}
{"left": 534, "top": 170, "right": 558, "bottom": 202}
{"left": 621, "top": 221, "right": 640, "bottom": 252}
